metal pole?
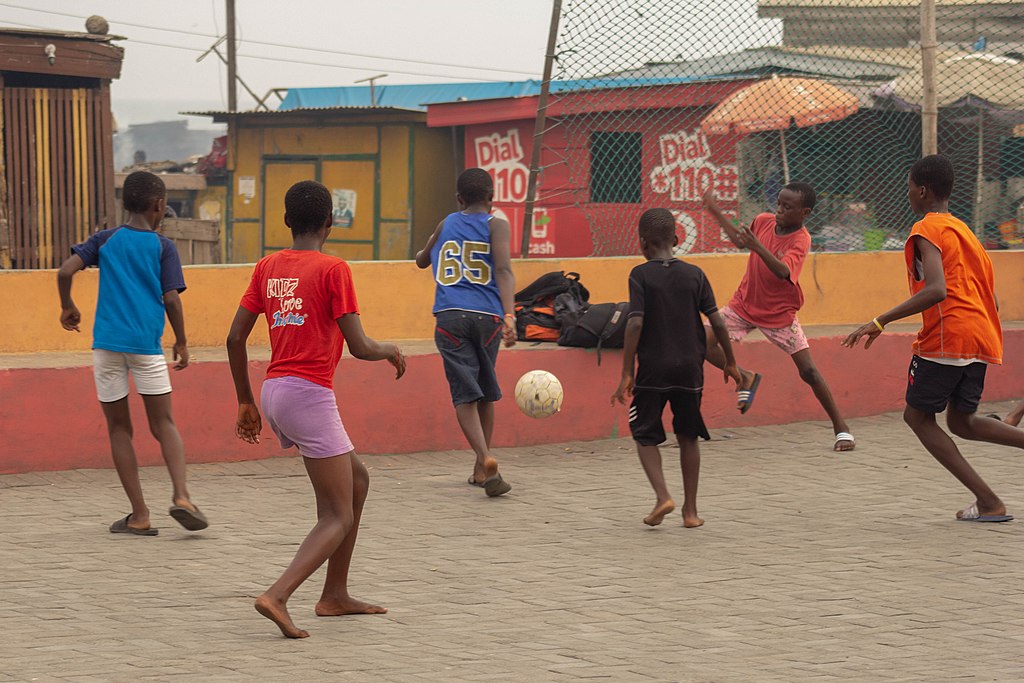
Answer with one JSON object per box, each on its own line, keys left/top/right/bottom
{"left": 521, "top": 0, "right": 562, "bottom": 258}
{"left": 226, "top": 0, "right": 238, "bottom": 112}
{"left": 920, "top": 0, "right": 938, "bottom": 155}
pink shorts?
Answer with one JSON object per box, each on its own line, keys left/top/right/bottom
{"left": 720, "top": 305, "right": 809, "bottom": 356}
{"left": 260, "top": 376, "right": 355, "bottom": 458}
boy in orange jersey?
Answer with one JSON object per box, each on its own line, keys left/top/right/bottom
{"left": 845, "top": 155, "right": 1024, "bottom": 522}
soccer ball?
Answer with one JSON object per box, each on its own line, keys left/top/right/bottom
{"left": 515, "top": 370, "right": 563, "bottom": 419}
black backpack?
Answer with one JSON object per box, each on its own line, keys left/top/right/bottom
{"left": 557, "top": 302, "right": 629, "bottom": 363}
{"left": 513, "top": 272, "right": 589, "bottom": 342}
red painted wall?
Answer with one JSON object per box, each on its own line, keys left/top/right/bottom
{"left": 3, "top": 329, "right": 1022, "bottom": 474}
{"left": 464, "top": 111, "right": 745, "bottom": 258}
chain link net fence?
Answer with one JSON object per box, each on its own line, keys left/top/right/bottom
{"left": 541, "top": 0, "right": 1024, "bottom": 256}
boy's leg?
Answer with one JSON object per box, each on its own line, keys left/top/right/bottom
{"left": 1003, "top": 400, "right": 1024, "bottom": 427}
{"left": 948, "top": 409, "right": 1024, "bottom": 449}
{"left": 678, "top": 437, "right": 704, "bottom": 528}
{"left": 131, "top": 353, "right": 205, "bottom": 524}
{"left": 256, "top": 452, "right": 356, "bottom": 639}
{"left": 904, "top": 406, "right": 1005, "bottom": 516}
{"left": 630, "top": 391, "right": 675, "bottom": 525}
{"left": 316, "top": 456, "right": 386, "bottom": 616}
{"left": 140, "top": 392, "right": 194, "bottom": 510}
{"left": 789, "top": 348, "right": 854, "bottom": 451}
{"left": 669, "top": 392, "right": 709, "bottom": 528}
{"left": 637, "top": 445, "right": 675, "bottom": 526}
{"left": 456, "top": 401, "right": 498, "bottom": 482}
{"left": 100, "top": 398, "right": 151, "bottom": 530}
{"left": 437, "top": 312, "right": 504, "bottom": 487}
{"left": 704, "top": 307, "right": 759, "bottom": 409}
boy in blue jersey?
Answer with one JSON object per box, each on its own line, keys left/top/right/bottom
{"left": 415, "top": 168, "right": 517, "bottom": 497}
{"left": 57, "top": 171, "right": 208, "bottom": 536}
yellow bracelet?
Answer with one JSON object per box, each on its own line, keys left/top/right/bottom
{"left": 871, "top": 318, "right": 885, "bottom": 333}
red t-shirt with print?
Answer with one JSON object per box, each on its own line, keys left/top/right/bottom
{"left": 240, "top": 250, "right": 359, "bottom": 389}
{"left": 728, "top": 213, "right": 811, "bottom": 328}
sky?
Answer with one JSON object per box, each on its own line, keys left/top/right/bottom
{"left": 0, "top": 1, "right": 780, "bottom": 130}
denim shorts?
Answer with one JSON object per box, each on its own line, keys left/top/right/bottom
{"left": 434, "top": 309, "right": 503, "bottom": 406}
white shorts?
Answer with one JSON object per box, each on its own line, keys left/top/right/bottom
{"left": 92, "top": 349, "right": 172, "bottom": 403}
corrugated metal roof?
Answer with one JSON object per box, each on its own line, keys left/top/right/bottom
{"left": 182, "top": 105, "right": 424, "bottom": 120}
{"left": 604, "top": 47, "right": 909, "bottom": 82}
{"left": 278, "top": 77, "right": 736, "bottom": 111}
{"left": 0, "top": 27, "right": 125, "bottom": 42}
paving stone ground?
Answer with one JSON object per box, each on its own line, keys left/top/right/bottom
{"left": 2, "top": 402, "right": 1024, "bottom": 682}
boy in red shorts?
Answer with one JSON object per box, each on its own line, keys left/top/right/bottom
{"left": 845, "top": 155, "right": 1024, "bottom": 522}
{"left": 703, "top": 184, "right": 855, "bottom": 452}
{"left": 227, "top": 180, "right": 406, "bottom": 638}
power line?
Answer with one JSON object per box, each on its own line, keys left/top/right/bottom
{"left": 0, "top": 2, "right": 539, "bottom": 77}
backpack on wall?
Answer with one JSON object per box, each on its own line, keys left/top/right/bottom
{"left": 557, "top": 302, "right": 629, "bottom": 363}
{"left": 513, "top": 271, "right": 589, "bottom": 342}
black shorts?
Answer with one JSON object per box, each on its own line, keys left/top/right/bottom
{"left": 905, "top": 355, "right": 987, "bottom": 414}
{"left": 628, "top": 389, "right": 710, "bottom": 446}
{"left": 435, "top": 310, "right": 504, "bottom": 406}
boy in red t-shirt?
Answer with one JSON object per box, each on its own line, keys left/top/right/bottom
{"left": 226, "top": 181, "right": 406, "bottom": 638}
{"left": 703, "top": 184, "right": 854, "bottom": 452}
{"left": 845, "top": 155, "right": 1024, "bottom": 522}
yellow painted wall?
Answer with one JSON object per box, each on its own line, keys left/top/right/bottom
{"left": 5, "top": 251, "right": 1023, "bottom": 353}
{"left": 412, "top": 126, "right": 460, "bottom": 252}
{"left": 226, "top": 117, "right": 434, "bottom": 264}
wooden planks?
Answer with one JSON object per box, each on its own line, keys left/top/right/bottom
{"left": 2, "top": 85, "right": 115, "bottom": 268}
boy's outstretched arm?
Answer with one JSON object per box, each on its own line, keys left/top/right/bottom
{"left": 338, "top": 314, "right": 407, "bottom": 378}
{"left": 227, "top": 306, "right": 262, "bottom": 444}
{"left": 489, "top": 216, "right": 517, "bottom": 347}
{"left": 612, "top": 316, "right": 643, "bottom": 405}
{"left": 163, "top": 290, "right": 189, "bottom": 370}
{"left": 56, "top": 254, "right": 85, "bottom": 332}
{"left": 414, "top": 220, "right": 444, "bottom": 269}
{"left": 742, "top": 230, "right": 792, "bottom": 279}
{"left": 707, "top": 310, "right": 743, "bottom": 385}
{"left": 702, "top": 189, "right": 749, "bottom": 249}
{"left": 843, "top": 236, "right": 946, "bottom": 350}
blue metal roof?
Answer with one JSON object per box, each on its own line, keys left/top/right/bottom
{"left": 278, "top": 77, "right": 736, "bottom": 111}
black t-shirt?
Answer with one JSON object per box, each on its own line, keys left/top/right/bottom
{"left": 628, "top": 258, "right": 718, "bottom": 392}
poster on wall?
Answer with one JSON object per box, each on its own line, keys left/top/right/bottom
{"left": 332, "top": 189, "right": 357, "bottom": 228}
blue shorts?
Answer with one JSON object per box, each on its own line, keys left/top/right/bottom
{"left": 434, "top": 310, "right": 503, "bottom": 406}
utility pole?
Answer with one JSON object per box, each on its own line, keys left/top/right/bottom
{"left": 920, "top": 0, "right": 938, "bottom": 155}
{"left": 521, "top": 0, "right": 562, "bottom": 258}
{"left": 226, "top": 0, "right": 237, "bottom": 111}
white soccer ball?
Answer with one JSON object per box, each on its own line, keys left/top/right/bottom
{"left": 515, "top": 370, "right": 564, "bottom": 419}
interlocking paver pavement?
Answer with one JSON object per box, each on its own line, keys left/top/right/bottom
{"left": 2, "top": 403, "right": 1024, "bottom": 682}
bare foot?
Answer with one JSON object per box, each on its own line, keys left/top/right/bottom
{"left": 643, "top": 499, "right": 676, "bottom": 526}
{"left": 315, "top": 597, "right": 388, "bottom": 617}
{"left": 682, "top": 512, "right": 705, "bottom": 528}
{"left": 255, "top": 594, "right": 309, "bottom": 639}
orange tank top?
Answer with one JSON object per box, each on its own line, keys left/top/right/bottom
{"left": 904, "top": 212, "right": 1002, "bottom": 364}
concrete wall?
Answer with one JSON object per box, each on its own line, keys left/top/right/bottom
{"left": 3, "top": 251, "right": 1024, "bottom": 353}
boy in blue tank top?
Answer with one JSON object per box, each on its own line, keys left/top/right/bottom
{"left": 415, "top": 168, "right": 517, "bottom": 497}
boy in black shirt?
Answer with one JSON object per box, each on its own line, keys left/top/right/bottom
{"left": 612, "top": 209, "right": 741, "bottom": 527}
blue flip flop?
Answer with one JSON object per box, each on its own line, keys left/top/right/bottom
{"left": 737, "top": 373, "right": 762, "bottom": 414}
{"left": 957, "top": 503, "right": 1014, "bottom": 523}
